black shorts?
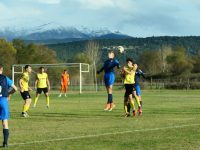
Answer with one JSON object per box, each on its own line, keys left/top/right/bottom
{"left": 37, "top": 88, "right": 48, "bottom": 94}
{"left": 124, "top": 84, "right": 136, "bottom": 95}
{"left": 20, "top": 91, "right": 31, "bottom": 100}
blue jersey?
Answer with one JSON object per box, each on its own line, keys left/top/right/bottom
{"left": 0, "top": 75, "right": 13, "bottom": 120}
{"left": 99, "top": 59, "right": 120, "bottom": 73}
{"left": 0, "top": 75, "right": 13, "bottom": 98}
{"left": 135, "top": 69, "right": 145, "bottom": 85}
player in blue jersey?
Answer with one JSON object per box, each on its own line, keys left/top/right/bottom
{"left": 97, "top": 51, "right": 120, "bottom": 111}
{"left": 0, "top": 64, "right": 17, "bottom": 147}
{"left": 135, "top": 68, "right": 146, "bottom": 107}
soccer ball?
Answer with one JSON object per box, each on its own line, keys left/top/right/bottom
{"left": 118, "top": 46, "right": 124, "bottom": 53}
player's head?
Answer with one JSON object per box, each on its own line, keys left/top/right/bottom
{"left": 63, "top": 70, "right": 67, "bottom": 74}
{"left": 24, "top": 65, "right": 32, "bottom": 73}
{"left": 39, "top": 67, "right": 45, "bottom": 73}
{"left": 0, "top": 64, "right": 3, "bottom": 74}
{"left": 108, "top": 51, "right": 115, "bottom": 59}
{"left": 126, "top": 58, "right": 134, "bottom": 67}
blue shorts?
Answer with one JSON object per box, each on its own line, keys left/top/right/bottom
{"left": 135, "top": 84, "right": 141, "bottom": 96}
{"left": 0, "top": 97, "right": 9, "bottom": 120}
{"left": 104, "top": 72, "right": 115, "bottom": 87}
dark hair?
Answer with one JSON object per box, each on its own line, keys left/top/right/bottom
{"left": 126, "top": 58, "right": 134, "bottom": 63}
{"left": 108, "top": 50, "right": 115, "bottom": 54}
{"left": 24, "top": 65, "right": 30, "bottom": 70}
{"left": 64, "top": 70, "right": 66, "bottom": 72}
{"left": 0, "top": 64, "right": 3, "bottom": 69}
{"left": 39, "top": 67, "right": 44, "bottom": 70}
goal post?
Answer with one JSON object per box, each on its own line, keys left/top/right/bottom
{"left": 12, "top": 63, "right": 91, "bottom": 94}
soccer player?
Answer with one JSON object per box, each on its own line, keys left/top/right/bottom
{"left": 58, "top": 70, "right": 70, "bottom": 97}
{"left": 97, "top": 51, "right": 120, "bottom": 111}
{"left": 33, "top": 67, "right": 50, "bottom": 108}
{"left": 19, "top": 65, "right": 32, "bottom": 117}
{"left": 0, "top": 64, "right": 17, "bottom": 147}
{"left": 127, "top": 67, "right": 145, "bottom": 116}
{"left": 135, "top": 68, "right": 146, "bottom": 107}
{"left": 123, "top": 59, "right": 142, "bottom": 117}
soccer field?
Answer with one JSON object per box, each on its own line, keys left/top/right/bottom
{"left": 3, "top": 90, "right": 200, "bottom": 150}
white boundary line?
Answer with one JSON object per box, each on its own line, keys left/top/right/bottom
{"left": 9, "top": 123, "right": 200, "bottom": 146}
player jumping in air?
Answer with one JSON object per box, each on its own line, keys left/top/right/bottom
{"left": 0, "top": 64, "right": 17, "bottom": 147}
{"left": 58, "top": 70, "right": 70, "bottom": 97}
{"left": 97, "top": 51, "right": 120, "bottom": 111}
{"left": 19, "top": 65, "right": 32, "bottom": 117}
{"left": 33, "top": 67, "right": 50, "bottom": 108}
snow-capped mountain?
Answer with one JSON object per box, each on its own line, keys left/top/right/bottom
{"left": 0, "top": 23, "right": 132, "bottom": 43}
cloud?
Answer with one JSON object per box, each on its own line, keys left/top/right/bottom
{"left": 37, "top": 0, "right": 61, "bottom": 5}
{"left": 76, "top": 0, "right": 135, "bottom": 11}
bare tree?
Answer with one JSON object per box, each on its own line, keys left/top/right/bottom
{"left": 85, "top": 40, "right": 101, "bottom": 92}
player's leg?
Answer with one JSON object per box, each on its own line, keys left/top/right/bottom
{"left": 133, "top": 86, "right": 142, "bottom": 116}
{"left": 108, "top": 73, "right": 116, "bottom": 111}
{"left": 22, "top": 98, "right": 32, "bottom": 117}
{"left": 21, "top": 91, "right": 31, "bottom": 116}
{"left": 44, "top": 88, "right": 50, "bottom": 108}
{"left": 136, "top": 85, "right": 142, "bottom": 107}
{"left": 1, "top": 99, "right": 9, "bottom": 147}
{"left": 33, "top": 88, "right": 42, "bottom": 107}
{"left": 65, "top": 85, "right": 68, "bottom": 97}
{"left": 126, "top": 84, "right": 136, "bottom": 117}
{"left": 104, "top": 86, "right": 112, "bottom": 110}
{"left": 124, "top": 92, "right": 129, "bottom": 117}
{"left": 59, "top": 84, "right": 63, "bottom": 97}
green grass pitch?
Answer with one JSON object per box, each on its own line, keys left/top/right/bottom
{"left": 2, "top": 90, "right": 200, "bottom": 150}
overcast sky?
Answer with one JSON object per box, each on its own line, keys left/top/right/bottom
{"left": 0, "top": 0, "right": 200, "bottom": 37}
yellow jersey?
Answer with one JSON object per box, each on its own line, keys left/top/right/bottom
{"left": 124, "top": 65, "right": 137, "bottom": 84}
{"left": 36, "top": 73, "right": 48, "bottom": 88}
{"left": 20, "top": 72, "right": 29, "bottom": 91}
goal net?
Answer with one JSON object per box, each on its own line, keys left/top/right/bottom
{"left": 12, "top": 63, "right": 96, "bottom": 94}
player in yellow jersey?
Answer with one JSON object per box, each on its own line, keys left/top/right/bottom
{"left": 123, "top": 58, "right": 142, "bottom": 117}
{"left": 33, "top": 67, "right": 50, "bottom": 108}
{"left": 19, "top": 65, "right": 32, "bottom": 117}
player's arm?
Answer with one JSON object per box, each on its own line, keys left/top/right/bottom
{"left": 46, "top": 76, "right": 50, "bottom": 90}
{"left": 19, "top": 78, "right": 24, "bottom": 92}
{"left": 123, "top": 66, "right": 133, "bottom": 74}
{"left": 68, "top": 75, "right": 70, "bottom": 85}
{"left": 97, "top": 66, "right": 104, "bottom": 74}
{"left": 35, "top": 78, "right": 38, "bottom": 90}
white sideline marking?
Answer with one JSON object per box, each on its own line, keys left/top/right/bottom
{"left": 9, "top": 123, "right": 200, "bottom": 146}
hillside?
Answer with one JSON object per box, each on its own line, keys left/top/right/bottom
{"left": 47, "top": 36, "right": 200, "bottom": 62}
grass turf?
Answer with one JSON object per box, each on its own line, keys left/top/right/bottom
{"left": 2, "top": 90, "right": 200, "bottom": 150}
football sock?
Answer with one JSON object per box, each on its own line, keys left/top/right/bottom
{"left": 34, "top": 96, "right": 39, "bottom": 106}
{"left": 129, "top": 100, "right": 135, "bottom": 111}
{"left": 140, "top": 101, "right": 143, "bottom": 107}
{"left": 3, "top": 129, "right": 9, "bottom": 145}
{"left": 46, "top": 96, "right": 50, "bottom": 106}
{"left": 108, "top": 94, "right": 113, "bottom": 103}
{"left": 22, "top": 105, "right": 29, "bottom": 113}
{"left": 124, "top": 104, "right": 128, "bottom": 113}
{"left": 135, "top": 95, "right": 141, "bottom": 107}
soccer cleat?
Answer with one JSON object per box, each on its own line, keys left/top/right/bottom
{"left": 21, "top": 112, "right": 29, "bottom": 118}
{"left": 64, "top": 94, "right": 67, "bottom": 97}
{"left": 138, "top": 107, "right": 142, "bottom": 116}
{"left": 108, "top": 108, "right": 112, "bottom": 112}
{"left": 124, "top": 113, "right": 130, "bottom": 117}
{"left": 104, "top": 104, "right": 110, "bottom": 111}
{"left": 3, "top": 142, "right": 8, "bottom": 148}
{"left": 58, "top": 94, "right": 61, "bottom": 98}
{"left": 132, "top": 110, "right": 136, "bottom": 117}
{"left": 46, "top": 105, "right": 49, "bottom": 109}
{"left": 33, "top": 104, "right": 36, "bottom": 108}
